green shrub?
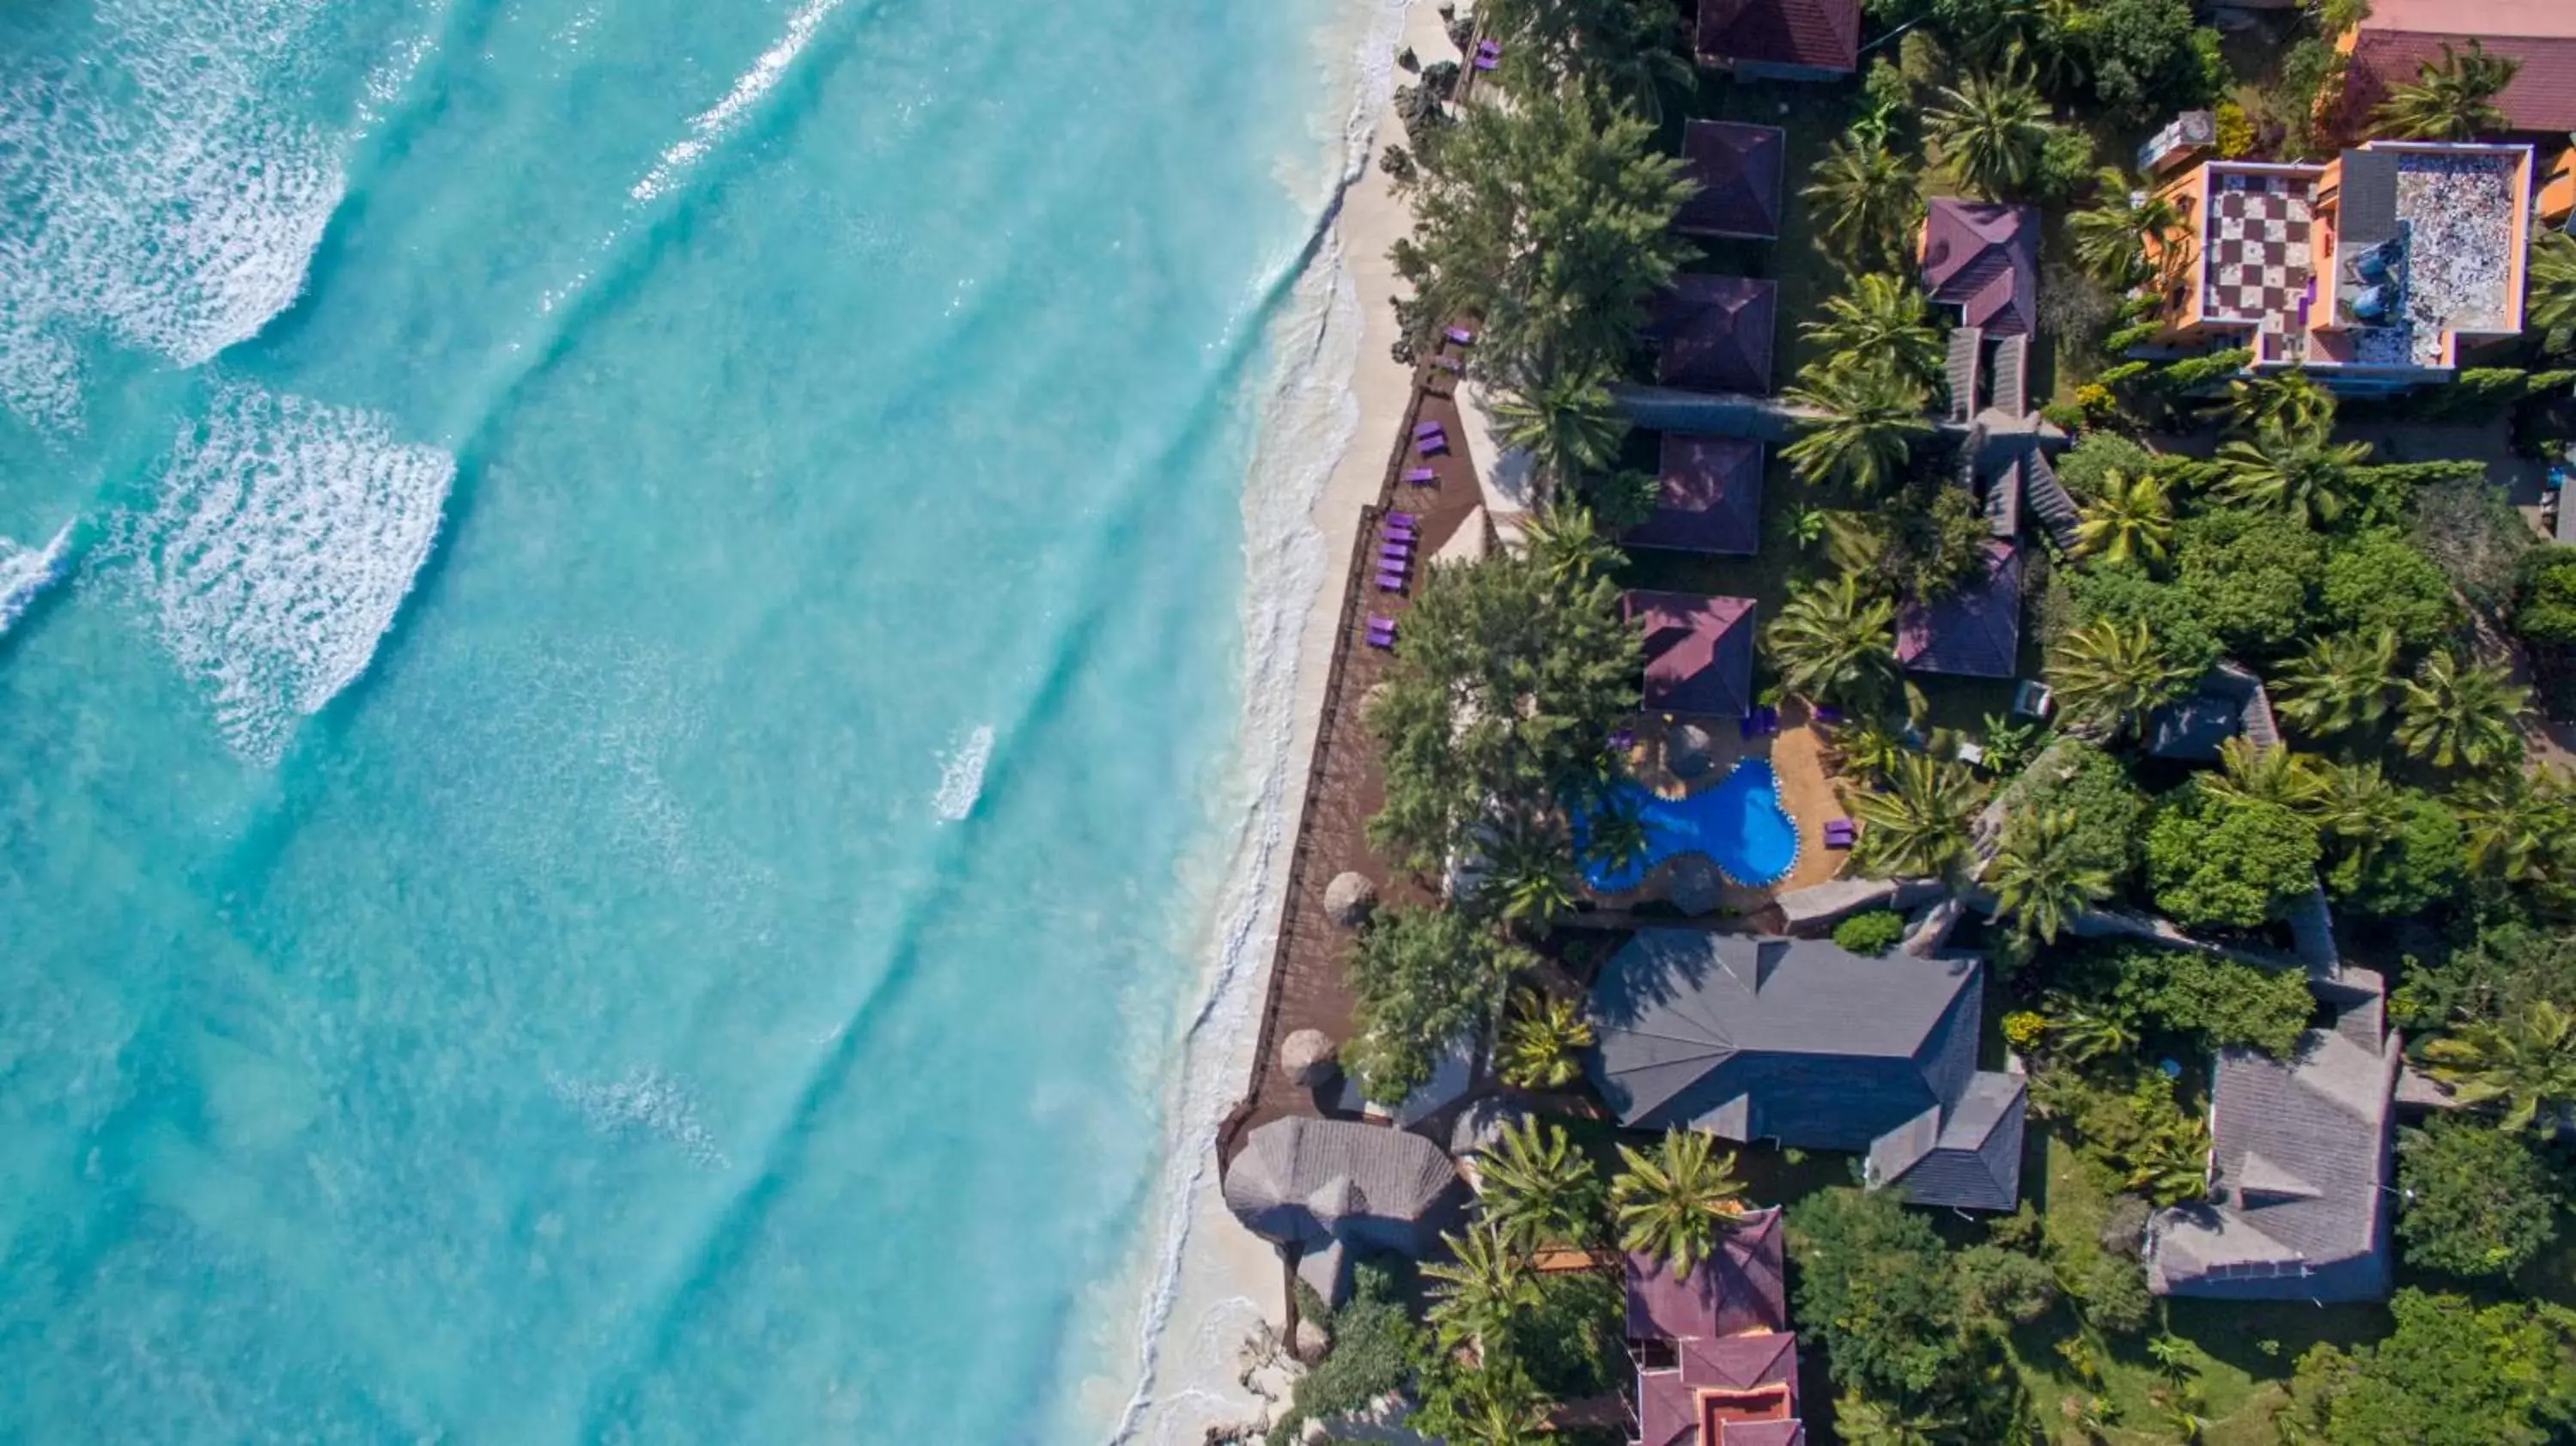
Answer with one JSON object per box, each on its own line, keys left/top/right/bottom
{"left": 2142, "top": 781, "right": 2321, "bottom": 931}
{"left": 2069, "top": 563, "right": 2223, "bottom": 677}
{"left": 2010, "top": 743, "right": 2148, "bottom": 884}
{"left": 2044, "top": 941, "right": 2314, "bottom": 1057}
{"left": 1267, "top": 1264, "right": 1421, "bottom": 1445}
{"left": 2151, "top": 348, "right": 2253, "bottom": 394}
{"left": 2514, "top": 548, "right": 2576, "bottom": 646}
{"left": 2397, "top": 1117, "right": 2560, "bottom": 1279}
{"left": 2173, "top": 508, "right": 2324, "bottom": 657}
{"left": 1835, "top": 909, "right": 1908, "bottom": 956}
{"left": 2040, "top": 401, "right": 2087, "bottom": 432}
{"left": 2100, "top": 319, "right": 2161, "bottom": 355}
{"left": 2054, "top": 433, "right": 2158, "bottom": 503}
{"left": 2096, "top": 359, "right": 2152, "bottom": 389}
{"left": 2321, "top": 530, "right": 2462, "bottom": 652}
{"left": 2323, "top": 788, "right": 2465, "bottom": 919}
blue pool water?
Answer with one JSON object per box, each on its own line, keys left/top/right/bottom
{"left": 1580, "top": 759, "right": 1802, "bottom": 894}
{"left": 0, "top": 0, "right": 1387, "bottom": 1439}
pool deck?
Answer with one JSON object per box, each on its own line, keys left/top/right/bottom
{"left": 1607, "top": 704, "right": 1849, "bottom": 919}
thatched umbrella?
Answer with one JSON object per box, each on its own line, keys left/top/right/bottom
{"left": 1667, "top": 722, "right": 1716, "bottom": 780}
{"left": 1323, "top": 871, "right": 1377, "bottom": 927}
{"left": 1280, "top": 1029, "right": 1340, "bottom": 1087}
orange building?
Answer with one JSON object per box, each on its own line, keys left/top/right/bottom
{"left": 2147, "top": 141, "right": 2534, "bottom": 393}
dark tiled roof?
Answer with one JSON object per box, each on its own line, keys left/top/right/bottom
{"left": 1678, "top": 121, "right": 1789, "bottom": 239}
{"left": 2146, "top": 664, "right": 2267, "bottom": 761}
{"left": 1868, "top": 1072, "right": 2028, "bottom": 1211}
{"left": 2343, "top": 30, "right": 2576, "bottom": 136}
{"left": 1625, "top": 1206, "right": 1789, "bottom": 1341}
{"left": 1627, "top": 435, "right": 1766, "bottom": 555}
{"left": 1629, "top": 589, "right": 1759, "bottom": 718}
{"left": 2147, "top": 980, "right": 2399, "bottom": 1302}
{"left": 1896, "top": 540, "right": 2023, "bottom": 678}
{"left": 1921, "top": 199, "right": 2038, "bottom": 337}
{"left": 1651, "top": 275, "right": 1778, "bottom": 395}
{"left": 1697, "top": 0, "right": 1860, "bottom": 74}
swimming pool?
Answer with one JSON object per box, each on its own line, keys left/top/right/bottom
{"left": 1577, "top": 758, "right": 1801, "bottom": 894}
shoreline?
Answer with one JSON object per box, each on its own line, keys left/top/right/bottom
{"left": 1097, "top": 1, "right": 1444, "bottom": 1440}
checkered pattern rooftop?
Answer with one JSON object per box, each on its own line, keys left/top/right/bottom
{"left": 2201, "top": 168, "right": 2314, "bottom": 335}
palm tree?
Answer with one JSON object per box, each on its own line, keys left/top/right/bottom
{"left": 1498, "top": 989, "right": 1595, "bottom": 1091}
{"left": 2397, "top": 651, "right": 2530, "bottom": 771}
{"left": 1424, "top": 1219, "right": 1543, "bottom": 1352}
{"left": 2073, "top": 470, "right": 2173, "bottom": 567}
{"left": 2048, "top": 618, "right": 2194, "bottom": 738}
{"left": 1783, "top": 355, "right": 1932, "bottom": 494}
{"left": 1929, "top": 57, "right": 2059, "bottom": 198}
{"left": 2530, "top": 229, "right": 2576, "bottom": 355}
{"left": 2216, "top": 368, "right": 2335, "bottom": 436}
{"left": 1850, "top": 751, "right": 1989, "bottom": 880}
{"left": 1804, "top": 135, "right": 1923, "bottom": 271}
{"left": 1834, "top": 1391, "right": 1961, "bottom": 1446}
{"left": 1495, "top": 361, "right": 1626, "bottom": 492}
{"left": 1762, "top": 573, "right": 1900, "bottom": 705}
{"left": 1611, "top": 1127, "right": 1748, "bottom": 1274}
{"left": 2212, "top": 420, "right": 2374, "bottom": 528}
{"left": 2313, "top": 760, "right": 2404, "bottom": 863}
{"left": 2127, "top": 1115, "right": 2212, "bottom": 1206}
{"left": 2457, "top": 768, "right": 2575, "bottom": 884}
{"left": 1474, "top": 1115, "right": 1602, "bottom": 1254}
{"left": 2055, "top": 1007, "right": 2138, "bottom": 1065}
{"left": 1440, "top": 1370, "right": 1552, "bottom": 1446}
{"left": 1579, "top": 793, "right": 1651, "bottom": 878}
{"left": 1486, "top": 820, "right": 1578, "bottom": 929}
{"left": 2068, "top": 168, "right": 2181, "bottom": 289}
{"left": 2204, "top": 735, "right": 2328, "bottom": 811}
{"left": 2271, "top": 628, "right": 2401, "bottom": 738}
{"left": 2372, "top": 39, "right": 2519, "bottom": 141}
{"left": 1987, "top": 807, "right": 2114, "bottom": 943}
{"left": 1521, "top": 503, "right": 1619, "bottom": 591}
{"left": 1801, "top": 274, "right": 1944, "bottom": 386}
{"left": 2423, "top": 1001, "right": 2576, "bottom": 1134}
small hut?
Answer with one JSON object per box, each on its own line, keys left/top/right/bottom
{"left": 1221, "top": 1117, "right": 1468, "bottom": 1306}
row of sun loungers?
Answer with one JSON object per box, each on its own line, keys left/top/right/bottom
{"left": 1366, "top": 614, "right": 1397, "bottom": 649}
{"left": 1413, "top": 419, "right": 1449, "bottom": 458}
{"left": 1823, "top": 818, "right": 1857, "bottom": 851}
{"left": 1376, "top": 513, "right": 1418, "bottom": 593}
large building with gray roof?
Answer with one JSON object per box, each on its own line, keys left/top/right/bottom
{"left": 1585, "top": 931, "right": 2026, "bottom": 1211}
{"left": 2145, "top": 973, "right": 2399, "bottom": 1303}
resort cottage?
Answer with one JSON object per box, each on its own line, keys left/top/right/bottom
{"left": 1586, "top": 932, "right": 2028, "bottom": 1212}
{"left": 1626, "top": 1206, "right": 1807, "bottom": 1445}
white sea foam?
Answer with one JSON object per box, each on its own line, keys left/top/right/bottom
{"left": 0, "top": 523, "right": 78, "bottom": 639}
{"left": 1103, "top": 3, "right": 1409, "bottom": 1441}
{"left": 933, "top": 724, "right": 994, "bottom": 823}
{"left": 136, "top": 380, "right": 453, "bottom": 762}
{"left": 0, "top": 0, "right": 349, "bottom": 430}
{"left": 547, "top": 1067, "right": 731, "bottom": 1169}
{"left": 629, "top": 0, "right": 846, "bottom": 203}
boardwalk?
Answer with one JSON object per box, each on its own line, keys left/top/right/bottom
{"left": 1218, "top": 347, "right": 1494, "bottom": 1165}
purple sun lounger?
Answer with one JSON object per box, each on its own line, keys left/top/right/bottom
{"left": 1413, "top": 420, "right": 1446, "bottom": 440}
{"left": 1389, "top": 512, "right": 1418, "bottom": 527}
{"left": 1402, "top": 466, "right": 1437, "bottom": 485}
{"left": 1416, "top": 435, "right": 1449, "bottom": 457}
{"left": 1446, "top": 325, "right": 1475, "bottom": 346}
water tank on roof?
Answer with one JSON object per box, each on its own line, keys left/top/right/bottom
{"left": 2354, "top": 246, "right": 2390, "bottom": 283}
{"left": 2350, "top": 284, "right": 2391, "bottom": 322}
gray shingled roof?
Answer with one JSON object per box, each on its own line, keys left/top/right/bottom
{"left": 1222, "top": 1117, "right": 1467, "bottom": 1305}
{"left": 2146, "top": 981, "right": 2397, "bottom": 1303}
{"left": 1588, "top": 932, "right": 2026, "bottom": 1209}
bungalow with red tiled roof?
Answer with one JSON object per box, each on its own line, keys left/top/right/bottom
{"left": 2336, "top": 0, "right": 2576, "bottom": 142}
{"left": 1628, "top": 590, "right": 1759, "bottom": 720}
{"left": 1920, "top": 199, "right": 2038, "bottom": 338}
{"left": 1625, "top": 435, "right": 1765, "bottom": 556}
{"left": 1626, "top": 1207, "right": 1809, "bottom": 1446}
{"left": 1695, "top": 0, "right": 1858, "bottom": 81}
{"left": 1677, "top": 122, "right": 1788, "bottom": 240}
{"left": 1896, "top": 540, "right": 2023, "bottom": 679}
{"left": 1649, "top": 275, "right": 1777, "bottom": 396}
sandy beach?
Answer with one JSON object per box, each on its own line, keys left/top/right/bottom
{"left": 1100, "top": 2, "right": 1453, "bottom": 1440}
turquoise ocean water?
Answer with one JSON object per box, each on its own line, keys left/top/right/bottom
{"left": 0, "top": 0, "right": 1375, "bottom": 1437}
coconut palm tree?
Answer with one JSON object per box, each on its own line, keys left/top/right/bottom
{"left": 1495, "top": 361, "right": 1627, "bottom": 492}
{"left": 2048, "top": 618, "right": 2194, "bottom": 738}
{"left": 2271, "top": 627, "right": 2401, "bottom": 738}
{"left": 2423, "top": 1001, "right": 2576, "bottom": 1134}
{"left": 2068, "top": 168, "right": 2181, "bottom": 289}
{"left": 2457, "top": 768, "right": 2576, "bottom": 884}
{"left": 2211, "top": 420, "right": 2375, "bottom": 528}
{"left": 1425, "top": 1219, "right": 1544, "bottom": 1352}
{"left": 1987, "top": 807, "right": 2115, "bottom": 943}
{"left": 2054, "top": 1007, "right": 2138, "bottom": 1065}
{"left": 2372, "top": 39, "right": 2519, "bottom": 141}
{"left": 1801, "top": 274, "right": 1944, "bottom": 386}
{"left": 1850, "top": 751, "right": 1990, "bottom": 880}
{"left": 1579, "top": 792, "right": 1651, "bottom": 878}
{"left": 1783, "top": 355, "right": 1932, "bottom": 494}
{"left": 2530, "top": 229, "right": 2576, "bottom": 355}
{"left": 1475, "top": 1114, "right": 1602, "bottom": 1253}
{"left": 1611, "top": 1127, "right": 1748, "bottom": 1274}
{"left": 1589, "top": 3, "right": 1696, "bottom": 128}
{"left": 1762, "top": 573, "right": 1900, "bottom": 706}
{"left": 2397, "top": 650, "right": 2530, "bottom": 772}
{"left": 1834, "top": 1391, "right": 1962, "bottom": 1446}
{"left": 2215, "top": 368, "right": 2335, "bottom": 436}
{"left": 1498, "top": 989, "right": 1595, "bottom": 1091}
{"left": 2313, "top": 760, "right": 2404, "bottom": 865}
{"left": 1486, "top": 819, "right": 1578, "bottom": 929}
{"left": 1804, "top": 135, "right": 1923, "bottom": 272}
{"left": 2204, "top": 735, "right": 2328, "bottom": 811}
{"left": 2073, "top": 470, "right": 2174, "bottom": 567}
{"left": 1521, "top": 502, "right": 1619, "bottom": 591}
{"left": 1928, "top": 57, "right": 2059, "bottom": 199}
